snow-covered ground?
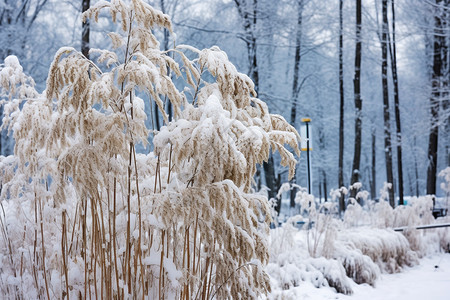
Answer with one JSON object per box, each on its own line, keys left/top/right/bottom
{"left": 265, "top": 189, "right": 450, "bottom": 300}
{"left": 347, "top": 253, "right": 450, "bottom": 300}
{"left": 268, "top": 253, "right": 450, "bottom": 300}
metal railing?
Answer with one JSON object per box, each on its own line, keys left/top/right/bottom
{"left": 393, "top": 223, "right": 450, "bottom": 232}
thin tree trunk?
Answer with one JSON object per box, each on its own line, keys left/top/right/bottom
{"left": 318, "top": 173, "right": 322, "bottom": 202}
{"left": 371, "top": 126, "right": 376, "bottom": 200}
{"left": 318, "top": 126, "right": 327, "bottom": 202}
{"left": 160, "top": 0, "right": 171, "bottom": 123}
{"left": 381, "top": 0, "right": 395, "bottom": 207}
{"left": 388, "top": 0, "right": 404, "bottom": 204}
{"left": 263, "top": 156, "right": 277, "bottom": 202}
{"left": 234, "top": 0, "right": 259, "bottom": 88}
{"left": 440, "top": 1, "right": 449, "bottom": 168}
{"left": 413, "top": 137, "right": 420, "bottom": 197}
{"left": 338, "top": 0, "right": 345, "bottom": 212}
{"left": 427, "top": 0, "right": 445, "bottom": 197}
{"left": 81, "top": 0, "right": 90, "bottom": 59}
{"left": 350, "top": 0, "right": 362, "bottom": 202}
{"left": 234, "top": 0, "right": 278, "bottom": 203}
{"left": 322, "top": 169, "right": 328, "bottom": 202}
{"left": 249, "top": 0, "right": 258, "bottom": 90}
{"left": 407, "top": 169, "right": 413, "bottom": 198}
{"left": 153, "top": 0, "right": 171, "bottom": 131}
{"left": 290, "top": 0, "right": 303, "bottom": 208}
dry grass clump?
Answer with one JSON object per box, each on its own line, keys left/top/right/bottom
{"left": 333, "top": 245, "right": 380, "bottom": 286}
{"left": 336, "top": 228, "right": 418, "bottom": 274}
{"left": 267, "top": 223, "right": 353, "bottom": 295}
{"left": 0, "top": 0, "right": 300, "bottom": 299}
{"left": 266, "top": 179, "right": 450, "bottom": 297}
{"left": 436, "top": 216, "right": 450, "bottom": 252}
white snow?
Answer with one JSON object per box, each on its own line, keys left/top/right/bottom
{"left": 266, "top": 253, "right": 450, "bottom": 300}
{"left": 342, "top": 254, "right": 450, "bottom": 300}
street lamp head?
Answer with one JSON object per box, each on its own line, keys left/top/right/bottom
{"left": 301, "top": 117, "right": 311, "bottom": 123}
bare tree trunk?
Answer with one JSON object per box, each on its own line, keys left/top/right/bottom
{"left": 440, "top": 1, "right": 449, "bottom": 168}
{"left": 381, "top": 0, "right": 395, "bottom": 207}
{"left": 338, "top": 0, "right": 346, "bottom": 212}
{"left": 371, "top": 126, "right": 376, "bottom": 200}
{"left": 263, "top": 156, "right": 277, "bottom": 203}
{"left": 234, "top": 0, "right": 278, "bottom": 203}
{"left": 290, "top": 0, "right": 303, "bottom": 208}
{"left": 318, "top": 126, "right": 327, "bottom": 202}
{"left": 318, "top": 173, "right": 322, "bottom": 202}
{"left": 350, "top": 0, "right": 362, "bottom": 202}
{"left": 161, "top": 0, "right": 172, "bottom": 120}
{"left": 234, "top": 0, "right": 259, "bottom": 87}
{"left": 322, "top": 169, "right": 328, "bottom": 202}
{"left": 427, "top": 0, "right": 447, "bottom": 197}
{"left": 154, "top": 0, "right": 171, "bottom": 130}
{"left": 413, "top": 137, "right": 420, "bottom": 197}
{"left": 82, "top": 0, "right": 90, "bottom": 59}
{"left": 388, "top": 0, "right": 404, "bottom": 204}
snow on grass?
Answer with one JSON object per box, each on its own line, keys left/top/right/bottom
{"left": 339, "top": 253, "right": 450, "bottom": 300}
{"left": 265, "top": 252, "right": 450, "bottom": 300}
{"left": 265, "top": 187, "right": 450, "bottom": 299}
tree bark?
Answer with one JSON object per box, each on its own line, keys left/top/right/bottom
{"left": 381, "top": 0, "right": 395, "bottom": 207}
{"left": 233, "top": 0, "right": 259, "bottom": 89}
{"left": 388, "top": 0, "right": 404, "bottom": 205}
{"left": 290, "top": 0, "right": 303, "bottom": 208}
{"left": 338, "top": 0, "right": 345, "bottom": 212}
{"left": 81, "top": 0, "right": 90, "bottom": 59}
{"left": 426, "top": 0, "right": 446, "bottom": 196}
{"left": 439, "top": 1, "right": 449, "bottom": 168}
{"left": 371, "top": 126, "right": 376, "bottom": 200}
{"left": 350, "top": 0, "right": 362, "bottom": 202}
{"left": 413, "top": 137, "right": 420, "bottom": 197}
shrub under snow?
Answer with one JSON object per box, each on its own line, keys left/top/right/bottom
{"left": 266, "top": 183, "right": 450, "bottom": 297}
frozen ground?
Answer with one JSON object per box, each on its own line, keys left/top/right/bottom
{"left": 271, "top": 253, "right": 450, "bottom": 300}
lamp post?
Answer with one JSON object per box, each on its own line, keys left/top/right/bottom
{"left": 301, "top": 118, "right": 312, "bottom": 194}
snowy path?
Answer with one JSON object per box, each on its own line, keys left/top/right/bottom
{"left": 278, "top": 253, "right": 450, "bottom": 300}
{"left": 342, "top": 253, "right": 450, "bottom": 300}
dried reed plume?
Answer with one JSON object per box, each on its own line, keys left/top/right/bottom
{"left": 0, "top": 0, "right": 299, "bottom": 298}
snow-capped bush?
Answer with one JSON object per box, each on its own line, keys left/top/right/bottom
{"left": 267, "top": 225, "right": 353, "bottom": 295}
{"left": 266, "top": 173, "right": 450, "bottom": 297}
{"left": 0, "top": 1, "right": 300, "bottom": 299}
{"left": 337, "top": 228, "right": 418, "bottom": 274}
{"left": 333, "top": 243, "right": 380, "bottom": 286}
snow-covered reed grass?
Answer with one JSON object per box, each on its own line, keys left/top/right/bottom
{"left": 267, "top": 179, "right": 450, "bottom": 297}
{"left": 267, "top": 223, "right": 353, "bottom": 295}
{"left": 0, "top": 1, "right": 300, "bottom": 299}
